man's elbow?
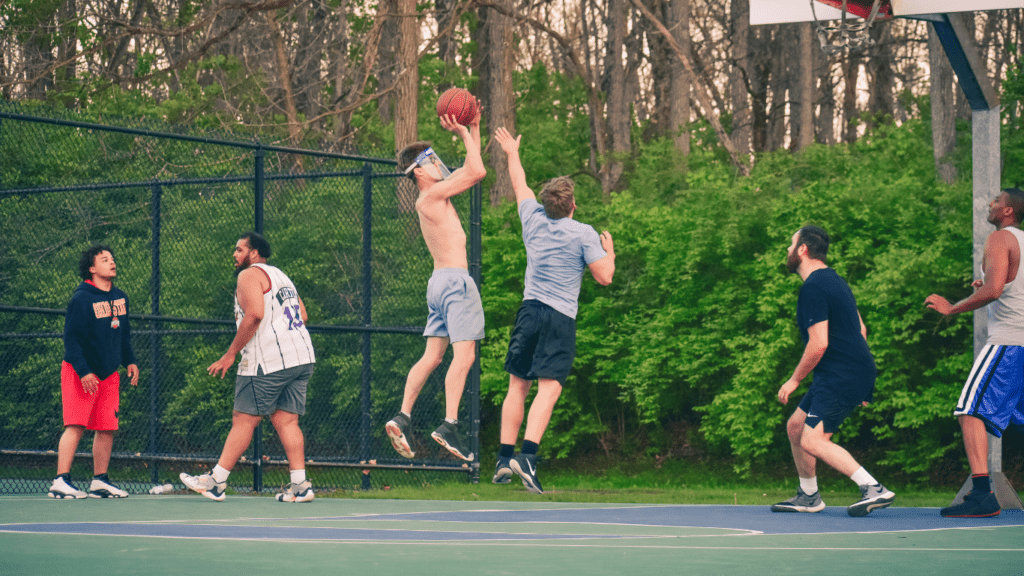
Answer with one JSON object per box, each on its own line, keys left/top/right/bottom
{"left": 593, "top": 268, "right": 615, "bottom": 286}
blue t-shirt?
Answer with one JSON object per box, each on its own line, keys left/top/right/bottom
{"left": 797, "top": 268, "right": 876, "bottom": 403}
{"left": 519, "top": 198, "right": 607, "bottom": 319}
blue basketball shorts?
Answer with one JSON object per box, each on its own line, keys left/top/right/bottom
{"left": 954, "top": 344, "right": 1024, "bottom": 437}
{"left": 423, "top": 268, "right": 485, "bottom": 343}
{"left": 798, "top": 386, "right": 859, "bottom": 434}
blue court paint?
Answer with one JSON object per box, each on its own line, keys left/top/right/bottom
{"left": 333, "top": 505, "right": 1024, "bottom": 535}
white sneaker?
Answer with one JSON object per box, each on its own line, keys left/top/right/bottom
{"left": 180, "top": 472, "right": 227, "bottom": 502}
{"left": 275, "top": 479, "right": 314, "bottom": 503}
{"left": 48, "top": 476, "right": 87, "bottom": 499}
{"left": 88, "top": 475, "right": 129, "bottom": 498}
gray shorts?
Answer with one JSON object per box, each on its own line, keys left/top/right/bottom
{"left": 234, "top": 363, "right": 314, "bottom": 416}
{"left": 423, "top": 268, "right": 485, "bottom": 343}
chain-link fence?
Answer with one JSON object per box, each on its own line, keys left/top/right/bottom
{"left": 0, "top": 102, "right": 482, "bottom": 495}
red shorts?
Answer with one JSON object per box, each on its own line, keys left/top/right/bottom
{"left": 61, "top": 361, "right": 120, "bottom": 431}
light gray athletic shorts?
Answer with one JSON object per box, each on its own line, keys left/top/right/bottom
{"left": 423, "top": 268, "right": 485, "bottom": 343}
{"left": 234, "top": 363, "right": 314, "bottom": 416}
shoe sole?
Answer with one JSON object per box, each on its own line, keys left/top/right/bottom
{"left": 509, "top": 458, "right": 543, "bottom": 494}
{"left": 89, "top": 490, "right": 128, "bottom": 498}
{"left": 492, "top": 470, "right": 513, "bottom": 484}
{"left": 48, "top": 492, "right": 87, "bottom": 499}
{"left": 430, "top": 431, "right": 473, "bottom": 461}
{"left": 847, "top": 495, "right": 895, "bottom": 517}
{"left": 277, "top": 491, "right": 315, "bottom": 503}
{"left": 941, "top": 510, "right": 1001, "bottom": 518}
{"left": 385, "top": 422, "right": 415, "bottom": 458}
{"left": 770, "top": 502, "right": 825, "bottom": 513}
{"left": 200, "top": 490, "right": 226, "bottom": 502}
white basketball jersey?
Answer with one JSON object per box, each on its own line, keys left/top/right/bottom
{"left": 235, "top": 263, "right": 315, "bottom": 375}
{"left": 987, "top": 226, "right": 1024, "bottom": 346}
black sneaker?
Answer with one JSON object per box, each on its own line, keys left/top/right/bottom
{"left": 847, "top": 483, "right": 895, "bottom": 517}
{"left": 770, "top": 488, "right": 825, "bottom": 513}
{"left": 510, "top": 453, "right": 544, "bottom": 494}
{"left": 385, "top": 413, "right": 415, "bottom": 458}
{"left": 493, "top": 456, "right": 513, "bottom": 484}
{"left": 431, "top": 421, "right": 473, "bottom": 461}
{"left": 940, "top": 490, "right": 1000, "bottom": 518}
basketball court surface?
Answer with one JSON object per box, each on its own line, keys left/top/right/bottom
{"left": 2, "top": 495, "right": 1021, "bottom": 575}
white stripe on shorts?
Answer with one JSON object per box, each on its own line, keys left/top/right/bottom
{"left": 955, "top": 344, "right": 1000, "bottom": 415}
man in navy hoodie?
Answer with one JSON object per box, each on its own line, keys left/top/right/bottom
{"left": 49, "top": 245, "right": 139, "bottom": 499}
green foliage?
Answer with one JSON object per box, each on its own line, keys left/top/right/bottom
{"left": 1002, "top": 44, "right": 1024, "bottom": 188}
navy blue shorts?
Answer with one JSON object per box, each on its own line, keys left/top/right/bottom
{"left": 798, "top": 386, "right": 858, "bottom": 434}
{"left": 504, "top": 300, "right": 576, "bottom": 386}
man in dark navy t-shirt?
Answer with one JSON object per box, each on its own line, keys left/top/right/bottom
{"left": 772, "top": 226, "right": 895, "bottom": 517}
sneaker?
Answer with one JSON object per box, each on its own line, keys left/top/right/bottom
{"left": 509, "top": 453, "right": 544, "bottom": 494}
{"left": 492, "top": 456, "right": 513, "bottom": 484}
{"left": 276, "top": 479, "right": 315, "bottom": 503}
{"left": 48, "top": 476, "right": 87, "bottom": 499}
{"left": 88, "top": 475, "right": 129, "bottom": 498}
{"left": 385, "top": 413, "right": 415, "bottom": 459}
{"left": 770, "top": 488, "right": 825, "bottom": 513}
{"left": 431, "top": 421, "right": 474, "bottom": 461}
{"left": 940, "top": 490, "right": 1000, "bottom": 518}
{"left": 180, "top": 472, "right": 227, "bottom": 502}
{"left": 847, "top": 483, "right": 895, "bottom": 517}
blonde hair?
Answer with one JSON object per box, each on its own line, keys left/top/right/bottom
{"left": 539, "top": 176, "right": 575, "bottom": 219}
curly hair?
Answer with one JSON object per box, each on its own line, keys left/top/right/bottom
{"left": 78, "top": 245, "right": 114, "bottom": 280}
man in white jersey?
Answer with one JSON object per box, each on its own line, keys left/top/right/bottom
{"left": 926, "top": 187, "right": 1024, "bottom": 518}
{"left": 490, "top": 127, "right": 615, "bottom": 493}
{"left": 385, "top": 108, "right": 487, "bottom": 462}
{"left": 181, "top": 232, "right": 316, "bottom": 502}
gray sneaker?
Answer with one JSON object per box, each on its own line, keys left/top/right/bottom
{"left": 276, "top": 479, "right": 315, "bottom": 503}
{"left": 180, "top": 472, "right": 227, "bottom": 502}
{"left": 770, "top": 488, "right": 826, "bottom": 513}
{"left": 88, "top": 475, "right": 129, "bottom": 498}
{"left": 431, "top": 421, "right": 474, "bottom": 461}
{"left": 385, "top": 413, "right": 415, "bottom": 459}
{"left": 847, "top": 483, "right": 895, "bottom": 517}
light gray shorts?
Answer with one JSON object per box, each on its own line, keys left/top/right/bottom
{"left": 423, "top": 268, "right": 485, "bottom": 343}
{"left": 234, "top": 363, "right": 314, "bottom": 416}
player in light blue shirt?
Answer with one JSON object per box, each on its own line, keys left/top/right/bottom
{"left": 491, "top": 127, "right": 616, "bottom": 494}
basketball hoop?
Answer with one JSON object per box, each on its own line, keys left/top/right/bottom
{"left": 810, "top": 0, "right": 891, "bottom": 55}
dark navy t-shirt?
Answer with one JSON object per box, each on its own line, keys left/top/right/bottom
{"left": 797, "top": 268, "right": 876, "bottom": 403}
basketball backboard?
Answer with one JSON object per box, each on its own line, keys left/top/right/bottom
{"left": 751, "top": 0, "right": 1023, "bottom": 25}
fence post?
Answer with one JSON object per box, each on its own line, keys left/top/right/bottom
{"left": 360, "top": 162, "right": 373, "bottom": 490}
{"left": 149, "top": 182, "right": 163, "bottom": 484}
{"left": 252, "top": 146, "right": 265, "bottom": 493}
{"left": 468, "top": 182, "right": 482, "bottom": 483}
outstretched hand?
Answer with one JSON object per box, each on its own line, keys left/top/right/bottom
{"left": 493, "top": 127, "right": 521, "bottom": 155}
{"left": 924, "top": 294, "right": 953, "bottom": 316}
{"left": 439, "top": 114, "right": 470, "bottom": 138}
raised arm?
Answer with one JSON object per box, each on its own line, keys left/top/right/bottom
{"left": 925, "top": 230, "right": 1012, "bottom": 315}
{"left": 493, "top": 127, "right": 535, "bottom": 204}
{"left": 427, "top": 109, "right": 487, "bottom": 200}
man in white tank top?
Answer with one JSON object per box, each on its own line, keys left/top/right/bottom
{"left": 181, "top": 232, "right": 317, "bottom": 503}
{"left": 926, "top": 187, "right": 1024, "bottom": 518}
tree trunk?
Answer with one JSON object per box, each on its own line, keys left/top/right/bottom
{"left": 792, "top": 22, "right": 815, "bottom": 151}
{"left": 841, "top": 54, "right": 859, "bottom": 143}
{"left": 668, "top": 0, "right": 690, "bottom": 155}
{"left": 866, "top": 22, "right": 896, "bottom": 128}
{"left": 766, "top": 27, "right": 791, "bottom": 151}
{"left": 816, "top": 50, "right": 837, "bottom": 145}
{"left": 377, "top": 0, "right": 400, "bottom": 127}
{"left": 604, "top": 0, "right": 631, "bottom": 194}
{"left": 395, "top": 0, "right": 420, "bottom": 212}
{"left": 928, "top": 24, "right": 957, "bottom": 184}
{"left": 729, "top": 0, "right": 752, "bottom": 158}
{"left": 474, "top": 0, "right": 516, "bottom": 205}
{"left": 749, "top": 26, "right": 770, "bottom": 152}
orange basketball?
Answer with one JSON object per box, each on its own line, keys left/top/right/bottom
{"left": 436, "top": 88, "right": 477, "bottom": 125}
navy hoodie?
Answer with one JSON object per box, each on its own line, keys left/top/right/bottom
{"left": 63, "top": 281, "right": 138, "bottom": 380}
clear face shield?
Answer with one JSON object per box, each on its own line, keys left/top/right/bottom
{"left": 404, "top": 147, "right": 452, "bottom": 181}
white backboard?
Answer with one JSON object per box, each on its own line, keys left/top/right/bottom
{"left": 751, "top": 0, "right": 1023, "bottom": 25}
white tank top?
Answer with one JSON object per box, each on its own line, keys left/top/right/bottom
{"left": 987, "top": 226, "right": 1024, "bottom": 346}
{"left": 235, "top": 263, "right": 315, "bottom": 375}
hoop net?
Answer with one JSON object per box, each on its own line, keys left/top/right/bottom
{"left": 811, "top": 0, "right": 892, "bottom": 54}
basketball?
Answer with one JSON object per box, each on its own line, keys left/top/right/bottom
{"left": 436, "top": 88, "right": 477, "bottom": 126}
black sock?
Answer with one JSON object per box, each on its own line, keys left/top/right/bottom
{"left": 521, "top": 440, "right": 539, "bottom": 455}
{"left": 499, "top": 444, "right": 515, "bottom": 458}
{"left": 972, "top": 474, "right": 991, "bottom": 493}
{"left": 57, "top": 473, "right": 71, "bottom": 482}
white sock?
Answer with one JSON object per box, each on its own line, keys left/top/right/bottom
{"left": 401, "top": 411, "right": 411, "bottom": 419}
{"left": 445, "top": 417, "right": 458, "bottom": 425}
{"left": 850, "top": 467, "right": 877, "bottom": 487}
{"left": 799, "top": 476, "right": 819, "bottom": 495}
{"left": 290, "top": 469, "right": 306, "bottom": 484}
{"left": 212, "top": 465, "right": 230, "bottom": 483}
